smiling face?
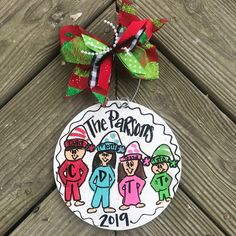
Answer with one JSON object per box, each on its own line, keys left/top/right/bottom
{"left": 152, "top": 162, "right": 169, "bottom": 174}
{"left": 122, "top": 160, "right": 139, "bottom": 176}
{"left": 99, "top": 152, "right": 113, "bottom": 166}
{"left": 65, "top": 148, "right": 86, "bottom": 161}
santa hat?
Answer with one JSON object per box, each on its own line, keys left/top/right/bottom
{"left": 151, "top": 144, "right": 179, "bottom": 168}
{"left": 120, "top": 141, "right": 150, "bottom": 166}
{"left": 64, "top": 125, "right": 95, "bottom": 152}
{"left": 97, "top": 131, "right": 125, "bottom": 154}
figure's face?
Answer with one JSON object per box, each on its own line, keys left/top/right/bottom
{"left": 122, "top": 160, "right": 138, "bottom": 176}
{"left": 99, "top": 152, "right": 113, "bottom": 165}
{"left": 65, "top": 148, "right": 86, "bottom": 161}
{"left": 152, "top": 162, "right": 169, "bottom": 174}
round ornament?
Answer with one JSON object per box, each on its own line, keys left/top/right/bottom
{"left": 53, "top": 101, "right": 181, "bottom": 230}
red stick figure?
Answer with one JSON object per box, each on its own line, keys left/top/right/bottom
{"left": 58, "top": 125, "right": 95, "bottom": 207}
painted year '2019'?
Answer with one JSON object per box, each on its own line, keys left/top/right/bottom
{"left": 99, "top": 213, "right": 129, "bottom": 227}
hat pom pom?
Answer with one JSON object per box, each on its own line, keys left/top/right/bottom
{"left": 142, "top": 157, "right": 151, "bottom": 166}
{"left": 169, "top": 159, "right": 179, "bottom": 168}
{"left": 87, "top": 144, "right": 96, "bottom": 152}
{"left": 117, "top": 145, "right": 126, "bottom": 154}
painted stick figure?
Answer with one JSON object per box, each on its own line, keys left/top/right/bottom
{"left": 58, "top": 125, "right": 95, "bottom": 207}
{"left": 118, "top": 141, "right": 150, "bottom": 211}
{"left": 87, "top": 131, "right": 125, "bottom": 214}
{"left": 150, "top": 144, "right": 179, "bottom": 205}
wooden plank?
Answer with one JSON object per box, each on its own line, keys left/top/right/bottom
{"left": 0, "top": 5, "right": 116, "bottom": 235}
{"left": 133, "top": 0, "right": 236, "bottom": 121}
{"left": 10, "top": 191, "right": 115, "bottom": 236}
{"left": 116, "top": 51, "right": 236, "bottom": 235}
{"left": 11, "top": 189, "right": 224, "bottom": 236}
{"left": 0, "top": 2, "right": 234, "bottom": 235}
{"left": 0, "top": 0, "right": 113, "bottom": 107}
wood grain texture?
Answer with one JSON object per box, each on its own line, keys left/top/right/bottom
{"left": 1, "top": 1, "right": 235, "bottom": 235}
{"left": 116, "top": 50, "right": 236, "bottom": 235}
{"left": 0, "top": 6, "right": 116, "bottom": 235}
{"left": 0, "top": 3, "right": 222, "bottom": 235}
{"left": 133, "top": 0, "right": 236, "bottom": 121}
{"left": 0, "top": 0, "right": 113, "bottom": 107}
{"left": 118, "top": 189, "right": 224, "bottom": 236}
{"left": 11, "top": 189, "right": 224, "bottom": 236}
{"left": 10, "top": 191, "right": 115, "bottom": 236}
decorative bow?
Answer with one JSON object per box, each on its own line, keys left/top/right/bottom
{"left": 60, "top": 0, "right": 167, "bottom": 105}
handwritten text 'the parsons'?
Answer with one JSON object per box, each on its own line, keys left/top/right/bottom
{"left": 83, "top": 110, "right": 154, "bottom": 143}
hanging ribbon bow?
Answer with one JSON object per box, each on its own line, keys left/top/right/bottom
{"left": 60, "top": 0, "right": 167, "bottom": 105}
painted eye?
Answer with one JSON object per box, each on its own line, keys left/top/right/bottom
{"left": 130, "top": 161, "right": 134, "bottom": 167}
{"left": 157, "top": 164, "right": 160, "bottom": 169}
{"left": 71, "top": 149, "right": 77, "bottom": 155}
{"left": 126, "top": 161, "right": 130, "bottom": 168}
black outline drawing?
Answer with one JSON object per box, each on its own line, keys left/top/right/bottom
{"left": 54, "top": 101, "right": 181, "bottom": 228}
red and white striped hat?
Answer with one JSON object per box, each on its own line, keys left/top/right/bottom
{"left": 64, "top": 125, "right": 95, "bottom": 152}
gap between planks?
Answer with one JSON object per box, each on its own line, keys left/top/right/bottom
{"left": 134, "top": 0, "right": 236, "bottom": 123}
{"left": 9, "top": 188, "right": 226, "bottom": 235}
{"left": 179, "top": 184, "right": 230, "bottom": 236}
{"left": 4, "top": 185, "right": 56, "bottom": 236}
{"left": 151, "top": 37, "right": 236, "bottom": 125}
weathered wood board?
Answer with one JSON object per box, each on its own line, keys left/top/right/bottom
{"left": 135, "top": 0, "right": 236, "bottom": 121}
{"left": 0, "top": 1, "right": 235, "bottom": 236}
{"left": 11, "top": 189, "right": 224, "bottom": 236}
{"left": 10, "top": 191, "right": 115, "bottom": 236}
{"left": 0, "top": 0, "right": 113, "bottom": 107}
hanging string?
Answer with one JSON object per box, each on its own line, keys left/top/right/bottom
{"left": 131, "top": 79, "right": 141, "bottom": 102}
{"left": 115, "top": 78, "right": 141, "bottom": 100}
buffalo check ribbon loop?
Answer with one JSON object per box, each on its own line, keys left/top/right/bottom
{"left": 60, "top": 0, "right": 167, "bottom": 105}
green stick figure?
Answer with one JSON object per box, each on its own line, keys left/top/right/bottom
{"left": 150, "top": 144, "right": 179, "bottom": 205}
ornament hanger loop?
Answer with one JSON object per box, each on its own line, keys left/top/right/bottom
{"left": 115, "top": 78, "right": 141, "bottom": 108}
{"left": 116, "top": 97, "right": 129, "bottom": 108}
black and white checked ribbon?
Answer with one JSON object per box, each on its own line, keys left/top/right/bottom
{"left": 89, "top": 28, "right": 145, "bottom": 90}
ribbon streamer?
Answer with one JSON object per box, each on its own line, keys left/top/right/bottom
{"left": 60, "top": 0, "right": 168, "bottom": 105}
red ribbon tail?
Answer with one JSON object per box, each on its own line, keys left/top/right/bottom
{"left": 90, "top": 56, "right": 112, "bottom": 106}
{"left": 64, "top": 73, "right": 89, "bottom": 98}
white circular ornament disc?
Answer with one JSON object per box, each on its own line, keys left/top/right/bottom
{"left": 54, "top": 101, "right": 181, "bottom": 230}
